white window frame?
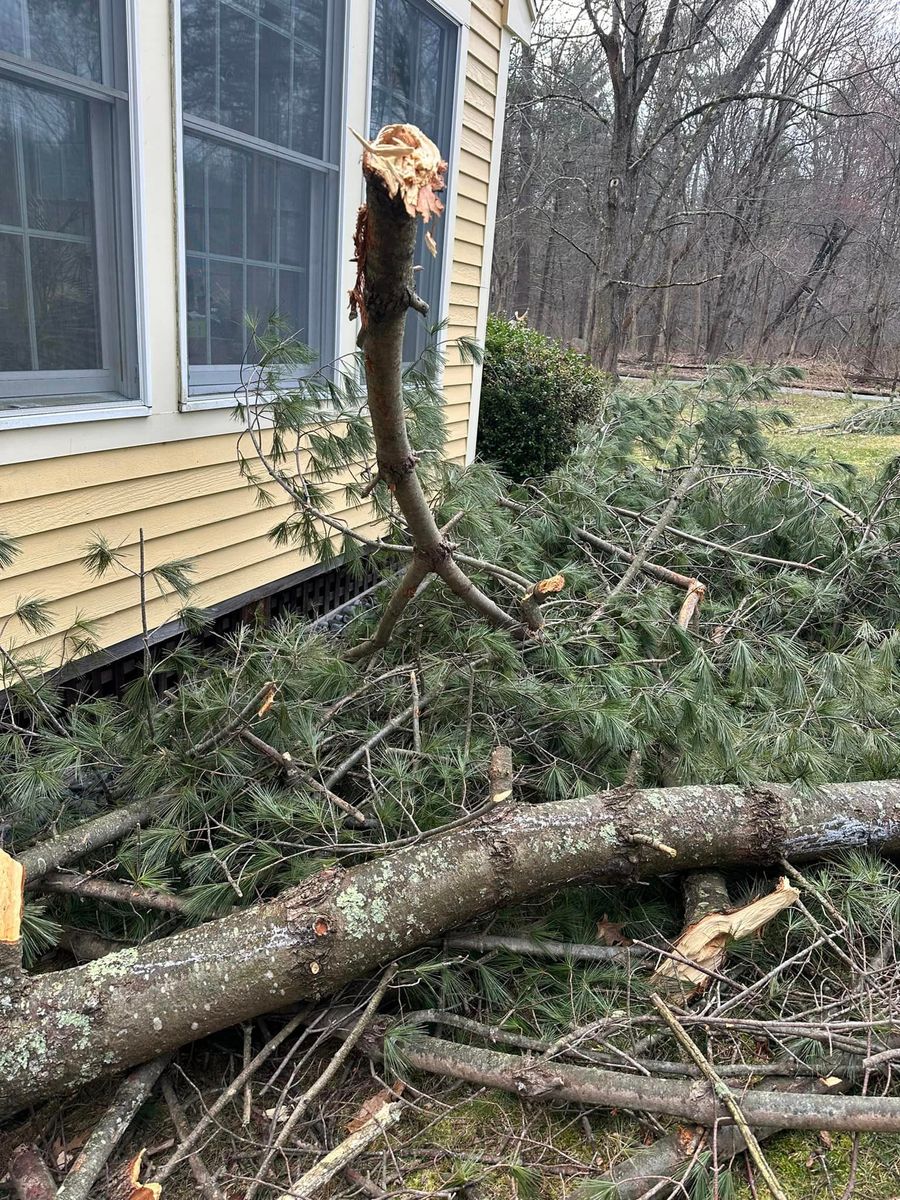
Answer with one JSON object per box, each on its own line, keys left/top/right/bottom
{"left": 173, "top": 0, "right": 347, "bottom": 412}
{"left": 0, "top": 0, "right": 150, "bottom": 431}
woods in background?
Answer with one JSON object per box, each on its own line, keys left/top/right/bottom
{"left": 491, "top": 0, "right": 900, "bottom": 382}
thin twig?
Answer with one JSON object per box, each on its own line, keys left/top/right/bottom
{"left": 650, "top": 994, "right": 789, "bottom": 1200}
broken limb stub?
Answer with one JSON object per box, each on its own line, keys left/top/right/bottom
{"left": 0, "top": 846, "right": 25, "bottom": 986}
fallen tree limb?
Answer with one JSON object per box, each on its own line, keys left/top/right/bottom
{"left": 271, "top": 1099, "right": 404, "bottom": 1200}
{"left": 3, "top": 778, "right": 900, "bottom": 1118}
{"left": 395, "top": 1033, "right": 900, "bottom": 1133}
{"left": 443, "top": 932, "right": 648, "bottom": 963}
{"left": 19, "top": 797, "right": 155, "bottom": 884}
{"left": 55, "top": 1055, "right": 170, "bottom": 1200}
{"left": 41, "top": 871, "right": 189, "bottom": 915}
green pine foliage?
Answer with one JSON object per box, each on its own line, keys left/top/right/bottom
{"left": 476, "top": 314, "right": 609, "bottom": 480}
{"left": 0, "top": 360, "right": 897, "bottom": 982}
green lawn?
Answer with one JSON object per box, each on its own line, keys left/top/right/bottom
{"left": 772, "top": 391, "right": 900, "bottom": 474}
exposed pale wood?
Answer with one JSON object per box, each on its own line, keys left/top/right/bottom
{"left": 654, "top": 877, "right": 800, "bottom": 994}
{"left": 0, "top": 848, "right": 25, "bottom": 961}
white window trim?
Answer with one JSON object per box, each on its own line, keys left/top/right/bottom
{"left": 0, "top": 0, "right": 151, "bottom": 432}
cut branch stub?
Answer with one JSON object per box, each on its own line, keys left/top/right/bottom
{"left": 520, "top": 573, "right": 566, "bottom": 630}
{"left": 0, "top": 847, "right": 25, "bottom": 982}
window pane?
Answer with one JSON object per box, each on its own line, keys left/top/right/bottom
{"left": 277, "top": 161, "right": 308, "bottom": 268}
{"left": 0, "top": 2, "right": 136, "bottom": 406}
{"left": 217, "top": 4, "right": 255, "bottom": 135}
{"left": 184, "top": 137, "right": 207, "bottom": 252}
{"left": 294, "top": 0, "right": 325, "bottom": 46}
{"left": 20, "top": 86, "right": 94, "bottom": 237}
{"left": 290, "top": 40, "right": 323, "bottom": 157}
{"left": 247, "top": 263, "right": 275, "bottom": 331}
{"left": 181, "top": 1, "right": 330, "bottom": 159}
{"left": 0, "top": 76, "right": 102, "bottom": 375}
{"left": 260, "top": 0, "right": 290, "bottom": 29}
{"left": 180, "top": 0, "right": 217, "bottom": 122}
{"left": 209, "top": 258, "right": 244, "bottom": 363}
{"left": 258, "top": 24, "right": 290, "bottom": 147}
{"left": 416, "top": 19, "right": 441, "bottom": 122}
{"left": 371, "top": 0, "right": 455, "bottom": 362}
{"left": 247, "top": 153, "right": 275, "bottom": 262}
{"left": 0, "top": 1, "right": 25, "bottom": 59}
{"left": 0, "top": 233, "right": 30, "bottom": 371}
{"left": 30, "top": 235, "right": 100, "bottom": 369}
{"left": 206, "top": 141, "right": 244, "bottom": 257}
{"left": 277, "top": 268, "right": 304, "bottom": 336}
{"left": 24, "top": 0, "right": 102, "bottom": 80}
{"left": 184, "top": 133, "right": 322, "bottom": 374}
{"left": 186, "top": 254, "right": 208, "bottom": 363}
{"left": 0, "top": 85, "right": 20, "bottom": 226}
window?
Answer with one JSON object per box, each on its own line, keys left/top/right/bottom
{"left": 370, "top": 0, "right": 457, "bottom": 363}
{"left": 0, "top": 0, "right": 139, "bottom": 412}
{"left": 179, "top": 0, "right": 343, "bottom": 397}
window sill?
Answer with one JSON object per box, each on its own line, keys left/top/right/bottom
{"left": 0, "top": 398, "right": 151, "bottom": 431}
{"left": 179, "top": 393, "right": 239, "bottom": 413}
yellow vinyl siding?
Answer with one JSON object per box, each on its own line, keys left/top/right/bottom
{"left": 3, "top": 0, "right": 505, "bottom": 664}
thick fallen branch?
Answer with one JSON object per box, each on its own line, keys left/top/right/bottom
{"left": 397, "top": 1033, "right": 900, "bottom": 1133}
{"left": 443, "top": 932, "right": 647, "bottom": 963}
{"left": 19, "top": 797, "right": 155, "bottom": 883}
{"left": 2, "top": 778, "right": 899, "bottom": 1117}
{"left": 41, "top": 871, "right": 189, "bottom": 915}
{"left": 343, "top": 124, "right": 523, "bottom": 659}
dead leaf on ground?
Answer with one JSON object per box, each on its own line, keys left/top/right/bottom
{"left": 596, "top": 914, "right": 632, "bottom": 946}
{"left": 346, "top": 1082, "right": 406, "bottom": 1133}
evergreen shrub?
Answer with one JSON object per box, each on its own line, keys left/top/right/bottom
{"left": 476, "top": 315, "right": 608, "bottom": 480}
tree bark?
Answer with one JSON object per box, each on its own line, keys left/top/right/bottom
{"left": 2, "top": 778, "right": 899, "bottom": 1118}
{"left": 397, "top": 1034, "right": 900, "bottom": 1133}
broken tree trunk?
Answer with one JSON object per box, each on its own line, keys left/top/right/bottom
{"left": 344, "top": 124, "right": 521, "bottom": 661}
{"left": 2, "top": 779, "right": 899, "bottom": 1118}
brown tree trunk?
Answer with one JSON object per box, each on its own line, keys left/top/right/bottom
{"left": 2, "top": 779, "right": 899, "bottom": 1118}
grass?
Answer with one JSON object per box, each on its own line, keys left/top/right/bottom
{"left": 771, "top": 391, "right": 900, "bottom": 474}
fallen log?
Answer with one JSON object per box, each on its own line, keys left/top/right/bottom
{"left": 393, "top": 1034, "right": 900, "bottom": 1133}
{"left": 2, "top": 779, "right": 899, "bottom": 1118}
